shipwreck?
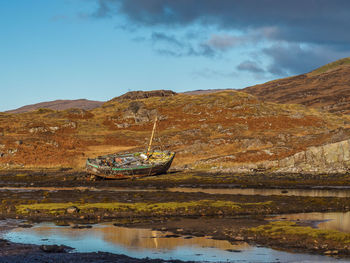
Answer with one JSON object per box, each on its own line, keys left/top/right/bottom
{"left": 86, "top": 117, "right": 175, "bottom": 179}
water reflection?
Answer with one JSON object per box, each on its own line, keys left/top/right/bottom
{"left": 2, "top": 186, "right": 350, "bottom": 198}
{"left": 168, "top": 187, "right": 350, "bottom": 198}
{"left": 5, "top": 222, "right": 350, "bottom": 262}
{"left": 11, "top": 223, "right": 247, "bottom": 251}
{"left": 6, "top": 223, "right": 252, "bottom": 262}
{"left": 269, "top": 211, "right": 350, "bottom": 233}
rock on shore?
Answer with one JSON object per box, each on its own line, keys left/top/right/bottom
{"left": 275, "top": 139, "right": 350, "bottom": 173}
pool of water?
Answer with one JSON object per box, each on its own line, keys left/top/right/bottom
{"left": 2, "top": 186, "right": 350, "bottom": 198}
{"left": 168, "top": 187, "right": 350, "bottom": 198}
{"left": 4, "top": 222, "right": 350, "bottom": 262}
{"left": 268, "top": 211, "right": 350, "bottom": 233}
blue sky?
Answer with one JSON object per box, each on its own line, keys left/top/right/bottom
{"left": 1, "top": 0, "right": 350, "bottom": 111}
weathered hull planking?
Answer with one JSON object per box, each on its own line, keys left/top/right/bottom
{"left": 86, "top": 152, "right": 175, "bottom": 179}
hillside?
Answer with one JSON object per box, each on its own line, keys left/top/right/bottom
{"left": 5, "top": 99, "right": 104, "bottom": 114}
{"left": 244, "top": 57, "right": 350, "bottom": 114}
{"left": 0, "top": 90, "right": 350, "bottom": 173}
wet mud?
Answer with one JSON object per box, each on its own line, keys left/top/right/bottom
{"left": 0, "top": 240, "right": 188, "bottom": 263}
{"left": 1, "top": 169, "right": 350, "bottom": 189}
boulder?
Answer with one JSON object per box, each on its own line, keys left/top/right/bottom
{"left": 66, "top": 206, "right": 79, "bottom": 214}
{"left": 15, "top": 140, "right": 23, "bottom": 145}
{"left": 39, "top": 244, "right": 70, "bottom": 253}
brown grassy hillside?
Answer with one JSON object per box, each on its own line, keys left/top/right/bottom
{"left": 0, "top": 91, "right": 349, "bottom": 170}
{"left": 5, "top": 99, "right": 104, "bottom": 114}
{"left": 244, "top": 57, "right": 350, "bottom": 114}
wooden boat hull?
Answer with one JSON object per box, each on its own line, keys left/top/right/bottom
{"left": 86, "top": 152, "right": 175, "bottom": 179}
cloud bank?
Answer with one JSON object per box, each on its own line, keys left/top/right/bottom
{"left": 93, "top": 0, "right": 350, "bottom": 77}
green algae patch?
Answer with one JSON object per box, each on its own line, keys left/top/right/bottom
{"left": 249, "top": 221, "right": 350, "bottom": 244}
{"left": 15, "top": 173, "right": 27, "bottom": 177}
{"left": 16, "top": 202, "right": 77, "bottom": 214}
{"left": 16, "top": 200, "right": 245, "bottom": 215}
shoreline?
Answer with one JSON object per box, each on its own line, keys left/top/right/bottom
{"left": 0, "top": 169, "right": 350, "bottom": 260}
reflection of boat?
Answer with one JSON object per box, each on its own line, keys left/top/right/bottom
{"left": 86, "top": 117, "right": 175, "bottom": 179}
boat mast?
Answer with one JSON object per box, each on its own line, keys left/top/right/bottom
{"left": 147, "top": 116, "right": 157, "bottom": 154}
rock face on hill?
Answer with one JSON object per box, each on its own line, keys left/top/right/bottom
{"left": 276, "top": 138, "right": 350, "bottom": 174}
{"left": 5, "top": 99, "right": 104, "bottom": 114}
{"left": 219, "top": 135, "right": 350, "bottom": 174}
{"left": 244, "top": 57, "right": 350, "bottom": 114}
{"left": 111, "top": 90, "right": 176, "bottom": 102}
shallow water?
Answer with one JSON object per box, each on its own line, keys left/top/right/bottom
{"left": 0, "top": 219, "right": 22, "bottom": 237}
{"left": 2, "top": 186, "right": 350, "bottom": 198}
{"left": 4, "top": 222, "right": 350, "bottom": 262}
{"left": 268, "top": 211, "right": 350, "bottom": 233}
{"left": 168, "top": 187, "right": 350, "bottom": 198}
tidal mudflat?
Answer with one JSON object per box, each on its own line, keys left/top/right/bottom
{"left": 1, "top": 170, "right": 350, "bottom": 262}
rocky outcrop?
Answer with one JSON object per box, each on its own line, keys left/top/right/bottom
{"left": 198, "top": 139, "right": 350, "bottom": 175}
{"left": 123, "top": 101, "right": 158, "bottom": 124}
{"left": 28, "top": 121, "right": 77, "bottom": 134}
{"left": 112, "top": 90, "right": 176, "bottom": 102}
{"left": 275, "top": 139, "right": 350, "bottom": 174}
